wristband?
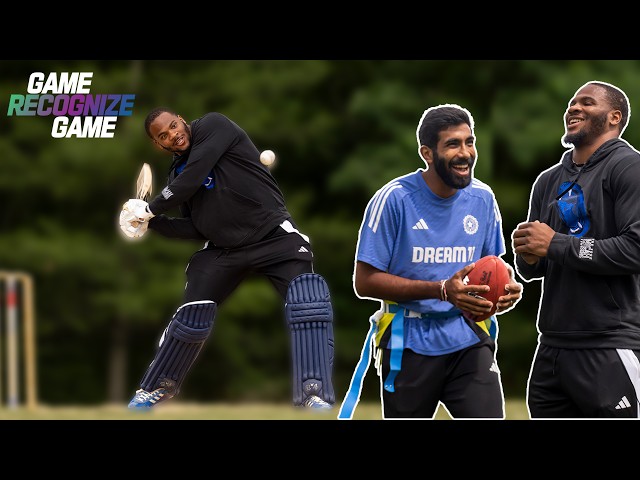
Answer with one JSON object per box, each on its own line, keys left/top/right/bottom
{"left": 439, "top": 279, "right": 448, "bottom": 302}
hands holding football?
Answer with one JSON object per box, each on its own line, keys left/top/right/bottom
{"left": 444, "top": 256, "right": 522, "bottom": 321}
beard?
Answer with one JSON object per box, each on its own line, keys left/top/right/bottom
{"left": 563, "top": 111, "right": 608, "bottom": 147}
{"left": 433, "top": 150, "right": 474, "bottom": 189}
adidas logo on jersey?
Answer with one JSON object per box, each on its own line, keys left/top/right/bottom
{"left": 298, "top": 246, "right": 309, "bottom": 253}
{"left": 489, "top": 361, "right": 500, "bottom": 374}
{"left": 615, "top": 396, "right": 631, "bottom": 410}
{"left": 412, "top": 219, "right": 429, "bottom": 230}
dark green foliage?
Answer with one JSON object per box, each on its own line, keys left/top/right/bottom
{"left": 2, "top": 60, "right": 639, "bottom": 405}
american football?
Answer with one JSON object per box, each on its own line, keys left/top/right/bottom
{"left": 463, "top": 255, "right": 511, "bottom": 321}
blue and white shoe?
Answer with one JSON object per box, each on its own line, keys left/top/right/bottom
{"left": 302, "top": 395, "right": 333, "bottom": 410}
{"left": 127, "top": 388, "right": 172, "bottom": 411}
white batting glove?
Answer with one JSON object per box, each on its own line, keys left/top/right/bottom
{"left": 119, "top": 208, "right": 149, "bottom": 239}
{"left": 121, "top": 218, "right": 149, "bottom": 239}
{"left": 122, "top": 198, "right": 155, "bottom": 223}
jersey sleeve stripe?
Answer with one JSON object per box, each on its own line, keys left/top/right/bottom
{"left": 368, "top": 182, "right": 401, "bottom": 229}
{"left": 368, "top": 184, "right": 402, "bottom": 233}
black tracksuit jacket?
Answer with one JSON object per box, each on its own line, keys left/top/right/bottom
{"left": 147, "top": 112, "right": 291, "bottom": 248}
{"left": 515, "top": 138, "right": 640, "bottom": 349}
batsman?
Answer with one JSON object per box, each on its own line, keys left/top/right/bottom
{"left": 119, "top": 108, "right": 336, "bottom": 410}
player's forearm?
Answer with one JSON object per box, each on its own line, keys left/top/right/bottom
{"left": 148, "top": 215, "right": 206, "bottom": 240}
{"left": 548, "top": 231, "right": 640, "bottom": 274}
{"left": 354, "top": 262, "right": 440, "bottom": 302}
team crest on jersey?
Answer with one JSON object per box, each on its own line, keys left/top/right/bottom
{"left": 463, "top": 215, "right": 479, "bottom": 235}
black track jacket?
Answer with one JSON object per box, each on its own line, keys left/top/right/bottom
{"left": 515, "top": 138, "right": 640, "bottom": 349}
{"left": 147, "top": 112, "right": 291, "bottom": 248}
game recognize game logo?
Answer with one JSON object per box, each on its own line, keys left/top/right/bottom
{"left": 6, "top": 72, "right": 135, "bottom": 138}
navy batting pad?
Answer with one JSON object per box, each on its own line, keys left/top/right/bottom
{"left": 140, "top": 300, "right": 216, "bottom": 394}
{"left": 285, "top": 273, "right": 335, "bottom": 405}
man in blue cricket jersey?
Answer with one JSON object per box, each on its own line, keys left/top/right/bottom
{"left": 350, "top": 104, "right": 523, "bottom": 419}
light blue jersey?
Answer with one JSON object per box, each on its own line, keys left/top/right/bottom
{"left": 356, "top": 169, "right": 506, "bottom": 355}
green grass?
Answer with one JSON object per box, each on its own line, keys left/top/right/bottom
{"left": 0, "top": 399, "right": 530, "bottom": 420}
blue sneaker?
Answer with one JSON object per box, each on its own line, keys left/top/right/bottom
{"left": 302, "top": 395, "right": 333, "bottom": 410}
{"left": 127, "top": 388, "right": 172, "bottom": 411}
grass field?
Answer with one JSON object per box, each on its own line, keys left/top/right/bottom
{"left": 0, "top": 399, "right": 530, "bottom": 420}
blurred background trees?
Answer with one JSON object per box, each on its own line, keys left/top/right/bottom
{"left": 1, "top": 60, "right": 638, "bottom": 405}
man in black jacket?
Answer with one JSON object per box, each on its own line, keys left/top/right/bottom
{"left": 512, "top": 81, "right": 640, "bottom": 418}
{"left": 119, "top": 108, "right": 335, "bottom": 411}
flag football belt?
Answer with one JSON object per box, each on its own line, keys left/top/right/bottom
{"left": 379, "top": 303, "right": 463, "bottom": 394}
{"left": 338, "top": 301, "right": 463, "bottom": 419}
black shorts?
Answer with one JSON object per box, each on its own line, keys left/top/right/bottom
{"left": 380, "top": 336, "right": 505, "bottom": 419}
{"left": 183, "top": 227, "right": 314, "bottom": 304}
{"left": 528, "top": 344, "right": 640, "bottom": 418}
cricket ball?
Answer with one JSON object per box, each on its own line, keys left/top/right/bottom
{"left": 260, "top": 149, "right": 276, "bottom": 167}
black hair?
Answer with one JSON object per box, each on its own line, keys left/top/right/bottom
{"left": 144, "top": 107, "right": 177, "bottom": 138}
{"left": 587, "top": 81, "right": 630, "bottom": 134}
{"left": 417, "top": 104, "right": 474, "bottom": 151}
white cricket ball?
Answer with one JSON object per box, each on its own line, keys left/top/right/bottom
{"left": 260, "top": 149, "right": 276, "bottom": 167}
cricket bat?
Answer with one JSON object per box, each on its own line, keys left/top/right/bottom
{"left": 131, "top": 163, "right": 153, "bottom": 227}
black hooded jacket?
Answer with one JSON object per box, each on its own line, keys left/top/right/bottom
{"left": 147, "top": 112, "right": 291, "bottom": 248}
{"left": 515, "top": 138, "right": 640, "bottom": 348}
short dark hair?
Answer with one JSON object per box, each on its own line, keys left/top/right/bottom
{"left": 144, "top": 107, "right": 176, "bottom": 138}
{"left": 417, "top": 104, "right": 474, "bottom": 151}
{"left": 587, "top": 81, "right": 630, "bottom": 134}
